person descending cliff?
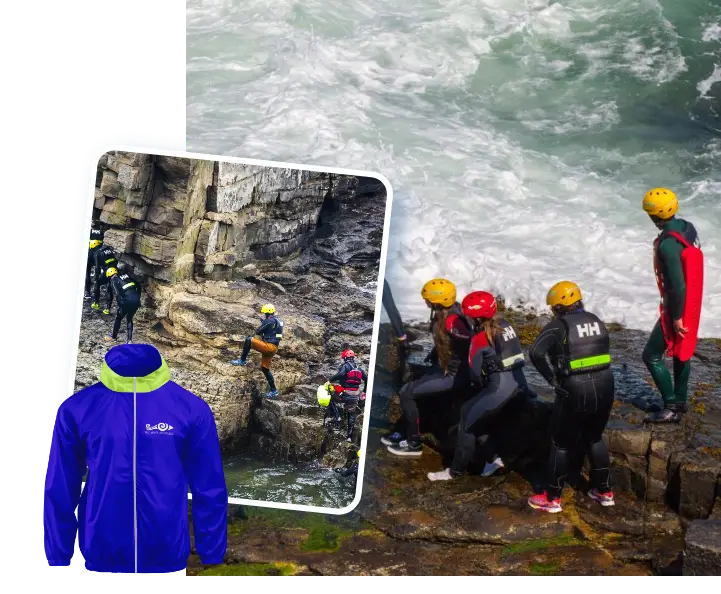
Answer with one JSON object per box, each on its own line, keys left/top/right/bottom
{"left": 328, "top": 349, "right": 368, "bottom": 443}
{"left": 91, "top": 245, "right": 119, "bottom": 314}
{"left": 230, "top": 304, "right": 284, "bottom": 399}
{"left": 334, "top": 449, "right": 360, "bottom": 483}
{"left": 641, "top": 188, "right": 704, "bottom": 424}
{"left": 527, "top": 281, "right": 615, "bottom": 513}
{"left": 384, "top": 278, "right": 473, "bottom": 457}
{"left": 103, "top": 268, "right": 142, "bottom": 344}
{"left": 427, "top": 291, "right": 530, "bottom": 481}
{"left": 318, "top": 383, "right": 343, "bottom": 426}
{"left": 85, "top": 223, "right": 105, "bottom": 300}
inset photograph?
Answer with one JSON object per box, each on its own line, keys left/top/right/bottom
{"left": 74, "top": 150, "right": 390, "bottom": 510}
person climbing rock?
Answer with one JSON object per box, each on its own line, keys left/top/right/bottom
{"left": 318, "top": 383, "right": 342, "bottom": 426}
{"left": 527, "top": 281, "right": 615, "bottom": 514}
{"left": 103, "top": 268, "right": 141, "bottom": 344}
{"left": 383, "top": 279, "right": 407, "bottom": 342}
{"left": 85, "top": 224, "right": 105, "bottom": 299}
{"left": 427, "top": 291, "right": 530, "bottom": 481}
{"left": 91, "top": 245, "right": 119, "bottom": 314}
{"left": 641, "top": 188, "right": 704, "bottom": 424}
{"left": 230, "top": 304, "right": 284, "bottom": 399}
{"left": 384, "top": 278, "right": 473, "bottom": 457}
{"left": 328, "top": 349, "right": 368, "bottom": 443}
{"left": 334, "top": 450, "right": 360, "bottom": 481}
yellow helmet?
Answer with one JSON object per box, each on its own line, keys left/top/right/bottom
{"left": 546, "top": 281, "right": 582, "bottom": 308}
{"left": 89, "top": 239, "right": 102, "bottom": 249}
{"left": 261, "top": 303, "right": 275, "bottom": 314}
{"left": 421, "top": 278, "right": 456, "bottom": 308}
{"left": 106, "top": 267, "right": 118, "bottom": 278}
{"left": 642, "top": 188, "right": 678, "bottom": 219}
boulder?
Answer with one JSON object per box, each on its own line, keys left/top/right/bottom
{"left": 683, "top": 520, "right": 721, "bottom": 575}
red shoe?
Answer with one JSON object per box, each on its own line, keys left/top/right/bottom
{"left": 527, "top": 491, "right": 562, "bottom": 513}
{"left": 588, "top": 488, "right": 615, "bottom": 507}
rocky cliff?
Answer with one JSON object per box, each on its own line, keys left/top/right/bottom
{"left": 76, "top": 151, "right": 387, "bottom": 466}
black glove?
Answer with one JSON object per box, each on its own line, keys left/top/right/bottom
{"left": 551, "top": 379, "right": 569, "bottom": 399}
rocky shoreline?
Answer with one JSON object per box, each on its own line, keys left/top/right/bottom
{"left": 75, "top": 152, "right": 386, "bottom": 471}
{"left": 189, "top": 309, "right": 720, "bottom": 576}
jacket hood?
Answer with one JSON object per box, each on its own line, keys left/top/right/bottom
{"left": 100, "top": 344, "right": 170, "bottom": 393}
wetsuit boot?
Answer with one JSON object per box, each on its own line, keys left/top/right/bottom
{"left": 261, "top": 366, "right": 279, "bottom": 399}
{"left": 230, "top": 336, "right": 253, "bottom": 366}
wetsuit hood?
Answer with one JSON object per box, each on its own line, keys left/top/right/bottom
{"left": 100, "top": 344, "right": 170, "bottom": 393}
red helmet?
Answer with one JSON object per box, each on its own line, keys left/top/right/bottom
{"left": 461, "top": 291, "right": 497, "bottom": 319}
{"left": 341, "top": 349, "right": 356, "bottom": 359}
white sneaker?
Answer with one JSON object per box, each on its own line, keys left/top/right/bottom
{"left": 481, "top": 457, "right": 504, "bottom": 477}
{"left": 427, "top": 468, "right": 454, "bottom": 481}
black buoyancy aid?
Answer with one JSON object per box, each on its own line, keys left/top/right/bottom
{"left": 477, "top": 318, "right": 525, "bottom": 375}
{"left": 342, "top": 362, "right": 364, "bottom": 390}
{"left": 115, "top": 273, "right": 139, "bottom": 298}
{"left": 96, "top": 246, "right": 117, "bottom": 271}
{"left": 260, "top": 316, "right": 284, "bottom": 344}
{"left": 557, "top": 311, "right": 611, "bottom": 376}
{"left": 653, "top": 219, "right": 700, "bottom": 302}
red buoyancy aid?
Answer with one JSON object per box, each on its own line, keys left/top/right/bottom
{"left": 653, "top": 229, "right": 703, "bottom": 362}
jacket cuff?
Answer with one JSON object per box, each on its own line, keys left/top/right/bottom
{"left": 48, "top": 559, "right": 71, "bottom": 566}
{"left": 200, "top": 555, "right": 226, "bottom": 565}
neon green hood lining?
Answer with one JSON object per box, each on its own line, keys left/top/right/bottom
{"left": 100, "top": 359, "right": 171, "bottom": 393}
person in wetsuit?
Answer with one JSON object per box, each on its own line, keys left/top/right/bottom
{"left": 91, "top": 245, "right": 119, "bottom": 314}
{"left": 383, "top": 278, "right": 473, "bottom": 457}
{"left": 104, "top": 268, "right": 141, "bottom": 344}
{"left": 85, "top": 224, "right": 105, "bottom": 299}
{"left": 642, "top": 188, "right": 701, "bottom": 423}
{"left": 383, "top": 279, "right": 407, "bottom": 342}
{"left": 427, "top": 291, "right": 530, "bottom": 481}
{"left": 328, "top": 349, "right": 368, "bottom": 443}
{"left": 334, "top": 450, "right": 360, "bottom": 486}
{"left": 230, "top": 304, "right": 284, "bottom": 399}
{"left": 527, "top": 281, "right": 615, "bottom": 513}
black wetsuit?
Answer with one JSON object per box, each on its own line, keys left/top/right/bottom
{"left": 109, "top": 272, "right": 141, "bottom": 342}
{"left": 329, "top": 359, "right": 368, "bottom": 440}
{"left": 85, "top": 227, "right": 105, "bottom": 294}
{"left": 399, "top": 303, "right": 472, "bottom": 444}
{"left": 335, "top": 461, "right": 359, "bottom": 479}
{"left": 92, "top": 246, "right": 118, "bottom": 308}
{"left": 382, "top": 280, "right": 406, "bottom": 339}
{"left": 451, "top": 319, "right": 529, "bottom": 475}
{"left": 529, "top": 309, "right": 614, "bottom": 499}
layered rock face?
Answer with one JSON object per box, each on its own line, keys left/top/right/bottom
{"left": 77, "top": 151, "right": 386, "bottom": 464}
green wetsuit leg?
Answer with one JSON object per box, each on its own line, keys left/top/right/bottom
{"left": 642, "top": 319, "right": 674, "bottom": 404}
{"left": 672, "top": 357, "right": 690, "bottom": 405}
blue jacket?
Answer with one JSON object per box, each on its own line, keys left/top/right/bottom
{"left": 44, "top": 344, "right": 228, "bottom": 573}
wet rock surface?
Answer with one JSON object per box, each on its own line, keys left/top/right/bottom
{"left": 76, "top": 152, "right": 386, "bottom": 470}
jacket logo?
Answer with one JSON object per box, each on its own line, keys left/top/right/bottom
{"left": 502, "top": 326, "right": 516, "bottom": 342}
{"left": 576, "top": 322, "right": 600, "bottom": 338}
{"left": 145, "top": 422, "right": 174, "bottom": 435}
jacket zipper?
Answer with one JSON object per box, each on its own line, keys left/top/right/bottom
{"left": 133, "top": 376, "right": 138, "bottom": 573}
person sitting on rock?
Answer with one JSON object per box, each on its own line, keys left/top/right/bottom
{"left": 334, "top": 449, "right": 360, "bottom": 482}
{"left": 91, "top": 245, "right": 119, "bottom": 315}
{"left": 318, "top": 383, "right": 343, "bottom": 426}
{"left": 328, "top": 349, "right": 368, "bottom": 443}
{"left": 383, "top": 279, "right": 407, "bottom": 342}
{"left": 85, "top": 223, "right": 105, "bottom": 300}
{"left": 527, "top": 281, "right": 615, "bottom": 514}
{"left": 428, "top": 291, "right": 530, "bottom": 481}
{"left": 383, "top": 278, "right": 473, "bottom": 457}
{"left": 103, "top": 267, "right": 142, "bottom": 344}
{"left": 230, "top": 304, "right": 284, "bottom": 399}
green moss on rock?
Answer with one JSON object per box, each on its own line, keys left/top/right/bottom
{"left": 197, "top": 562, "right": 297, "bottom": 576}
{"left": 501, "top": 534, "right": 584, "bottom": 558}
{"left": 530, "top": 561, "right": 560, "bottom": 575}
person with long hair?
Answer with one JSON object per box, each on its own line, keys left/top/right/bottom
{"left": 427, "top": 291, "right": 530, "bottom": 481}
{"left": 527, "top": 281, "right": 615, "bottom": 513}
{"left": 383, "top": 278, "right": 473, "bottom": 457}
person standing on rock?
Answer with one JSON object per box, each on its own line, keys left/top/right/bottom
{"left": 85, "top": 223, "right": 105, "bottom": 300}
{"left": 328, "top": 349, "right": 368, "bottom": 443}
{"left": 103, "top": 267, "right": 141, "bottom": 344}
{"left": 427, "top": 291, "right": 530, "bottom": 481}
{"left": 91, "top": 244, "right": 119, "bottom": 315}
{"left": 641, "top": 188, "right": 704, "bottom": 424}
{"left": 384, "top": 278, "right": 473, "bottom": 457}
{"left": 230, "top": 304, "right": 284, "bottom": 399}
{"left": 527, "top": 281, "right": 615, "bottom": 513}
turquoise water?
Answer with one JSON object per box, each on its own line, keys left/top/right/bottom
{"left": 187, "top": 0, "right": 720, "bottom": 335}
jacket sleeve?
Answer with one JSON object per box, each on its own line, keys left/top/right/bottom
{"left": 361, "top": 367, "right": 368, "bottom": 388}
{"left": 184, "top": 403, "right": 228, "bottom": 565}
{"left": 44, "top": 403, "right": 86, "bottom": 566}
{"left": 528, "top": 320, "right": 564, "bottom": 384}
{"left": 468, "top": 332, "right": 492, "bottom": 382}
{"left": 328, "top": 363, "right": 346, "bottom": 384}
{"left": 255, "top": 317, "right": 272, "bottom": 336}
